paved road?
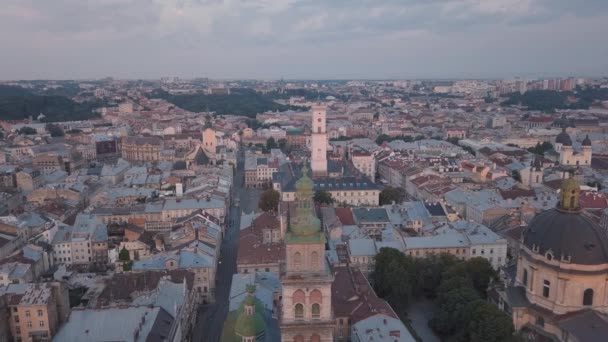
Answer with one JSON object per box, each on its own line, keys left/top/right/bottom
{"left": 192, "top": 148, "right": 263, "bottom": 342}
{"left": 406, "top": 299, "right": 440, "bottom": 342}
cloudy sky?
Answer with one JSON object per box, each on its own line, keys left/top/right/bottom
{"left": 1, "top": 0, "right": 607, "bottom": 80}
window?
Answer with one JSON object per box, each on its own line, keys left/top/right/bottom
{"left": 294, "top": 303, "right": 304, "bottom": 319}
{"left": 27, "top": 321, "right": 32, "bottom": 329}
{"left": 543, "top": 280, "right": 550, "bottom": 298}
{"left": 14, "top": 315, "right": 19, "bottom": 323}
{"left": 522, "top": 269, "right": 528, "bottom": 286}
{"left": 25, "top": 311, "right": 30, "bottom": 318}
{"left": 39, "top": 321, "right": 45, "bottom": 328}
{"left": 583, "top": 289, "right": 594, "bottom": 306}
{"left": 37, "top": 310, "right": 43, "bottom": 317}
{"left": 293, "top": 252, "right": 302, "bottom": 269}
{"left": 536, "top": 316, "right": 545, "bottom": 327}
{"left": 311, "top": 251, "right": 319, "bottom": 269}
{"left": 312, "top": 303, "right": 321, "bottom": 319}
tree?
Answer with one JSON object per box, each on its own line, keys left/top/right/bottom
{"left": 203, "top": 114, "right": 212, "bottom": 129}
{"left": 465, "top": 257, "right": 498, "bottom": 298}
{"left": 46, "top": 123, "right": 64, "bottom": 137}
{"left": 266, "top": 137, "right": 277, "bottom": 151}
{"left": 375, "top": 134, "right": 392, "bottom": 145}
{"left": 18, "top": 126, "right": 37, "bottom": 135}
{"left": 527, "top": 141, "right": 553, "bottom": 155}
{"left": 119, "top": 247, "right": 132, "bottom": 272}
{"left": 379, "top": 186, "right": 406, "bottom": 205}
{"left": 313, "top": 190, "right": 334, "bottom": 205}
{"left": 119, "top": 246, "right": 130, "bottom": 262}
{"left": 430, "top": 287, "right": 480, "bottom": 339}
{"left": 173, "top": 160, "right": 187, "bottom": 170}
{"left": 278, "top": 138, "right": 287, "bottom": 152}
{"left": 468, "top": 301, "right": 515, "bottom": 342}
{"left": 258, "top": 189, "right": 280, "bottom": 212}
{"left": 461, "top": 145, "right": 476, "bottom": 156}
{"left": 446, "top": 137, "right": 460, "bottom": 145}
{"left": 512, "top": 170, "right": 522, "bottom": 182}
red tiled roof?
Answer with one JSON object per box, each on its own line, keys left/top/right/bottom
{"left": 579, "top": 191, "right": 608, "bottom": 210}
{"left": 237, "top": 212, "right": 284, "bottom": 266}
{"left": 332, "top": 266, "right": 397, "bottom": 323}
{"left": 335, "top": 208, "right": 355, "bottom": 225}
{"left": 236, "top": 227, "right": 284, "bottom": 266}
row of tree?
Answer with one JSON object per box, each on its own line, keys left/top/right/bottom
{"left": 150, "top": 88, "right": 304, "bottom": 118}
{"left": 0, "top": 85, "right": 103, "bottom": 122}
{"left": 376, "top": 134, "right": 425, "bottom": 145}
{"left": 371, "top": 248, "right": 516, "bottom": 342}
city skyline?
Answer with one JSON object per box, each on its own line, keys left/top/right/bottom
{"left": 1, "top": 0, "right": 607, "bottom": 80}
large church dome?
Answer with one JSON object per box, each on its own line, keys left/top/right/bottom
{"left": 522, "top": 178, "right": 608, "bottom": 265}
{"left": 556, "top": 128, "right": 572, "bottom": 146}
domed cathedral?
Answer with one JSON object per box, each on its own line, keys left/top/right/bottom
{"left": 506, "top": 177, "right": 608, "bottom": 341}
{"left": 555, "top": 128, "right": 592, "bottom": 167}
{"left": 280, "top": 164, "right": 334, "bottom": 342}
{"left": 221, "top": 286, "right": 267, "bottom": 342}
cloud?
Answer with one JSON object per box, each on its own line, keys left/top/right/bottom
{"left": 0, "top": 0, "right": 607, "bottom": 79}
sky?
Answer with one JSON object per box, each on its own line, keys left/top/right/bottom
{"left": 1, "top": 0, "right": 607, "bottom": 80}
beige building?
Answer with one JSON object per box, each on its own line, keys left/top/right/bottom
{"left": 5, "top": 282, "right": 70, "bottom": 342}
{"left": 502, "top": 178, "right": 608, "bottom": 341}
{"left": 15, "top": 169, "right": 43, "bottom": 193}
{"left": 32, "top": 155, "right": 64, "bottom": 174}
{"left": 555, "top": 130, "right": 592, "bottom": 167}
{"left": 120, "top": 136, "right": 163, "bottom": 162}
{"left": 202, "top": 128, "right": 217, "bottom": 159}
{"left": 350, "top": 150, "right": 375, "bottom": 182}
{"left": 244, "top": 153, "right": 278, "bottom": 188}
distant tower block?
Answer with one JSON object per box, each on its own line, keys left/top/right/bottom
{"left": 311, "top": 105, "right": 328, "bottom": 177}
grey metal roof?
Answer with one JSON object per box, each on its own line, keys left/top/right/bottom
{"left": 352, "top": 208, "right": 390, "bottom": 223}
{"left": 52, "top": 306, "right": 172, "bottom": 342}
{"left": 523, "top": 208, "right": 608, "bottom": 265}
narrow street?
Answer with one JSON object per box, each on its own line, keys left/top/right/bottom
{"left": 192, "top": 148, "right": 262, "bottom": 342}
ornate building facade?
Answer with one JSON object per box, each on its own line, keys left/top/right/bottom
{"left": 555, "top": 129, "right": 592, "bottom": 167}
{"left": 504, "top": 177, "right": 608, "bottom": 341}
{"left": 280, "top": 165, "right": 334, "bottom": 342}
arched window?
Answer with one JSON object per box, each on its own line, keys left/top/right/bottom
{"left": 583, "top": 288, "right": 594, "bottom": 306}
{"left": 570, "top": 196, "right": 575, "bottom": 208}
{"left": 294, "top": 303, "right": 304, "bottom": 319}
{"left": 311, "top": 251, "right": 319, "bottom": 269}
{"left": 294, "top": 335, "right": 304, "bottom": 342}
{"left": 311, "top": 334, "right": 321, "bottom": 342}
{"left": 293, "top": 290, "right": 305, "bottom": 304}
{"left": 311, "top": 303, "right": 320, "bottom": 319}
{"left": 309, "top": 289, "right": 323, "bottom": 304}
{"left": 293, "top": 252, "right": 302, "bottom": 269}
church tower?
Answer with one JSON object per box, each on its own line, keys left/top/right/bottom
{"left": 310, "top": 105, "right": 328, "bottom": 177}
{"left": 280, "top": 164, "right": 334, "bottom": 342}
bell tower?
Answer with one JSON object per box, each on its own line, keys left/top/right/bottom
{"left": 310, "top": 105, "right": 328, "bottom": 177}
{"left": 280, "top": 164, "right": 334, "bottom": 342}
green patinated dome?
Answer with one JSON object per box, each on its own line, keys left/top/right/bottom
{"left": 295, "top": 164, "right": 314, "bottom": 193}
{"left": 234, "top": 292, "right": 265, "bottom": 339}
{"left": 289, "top": 163, "right": 322, "bottom": 238}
